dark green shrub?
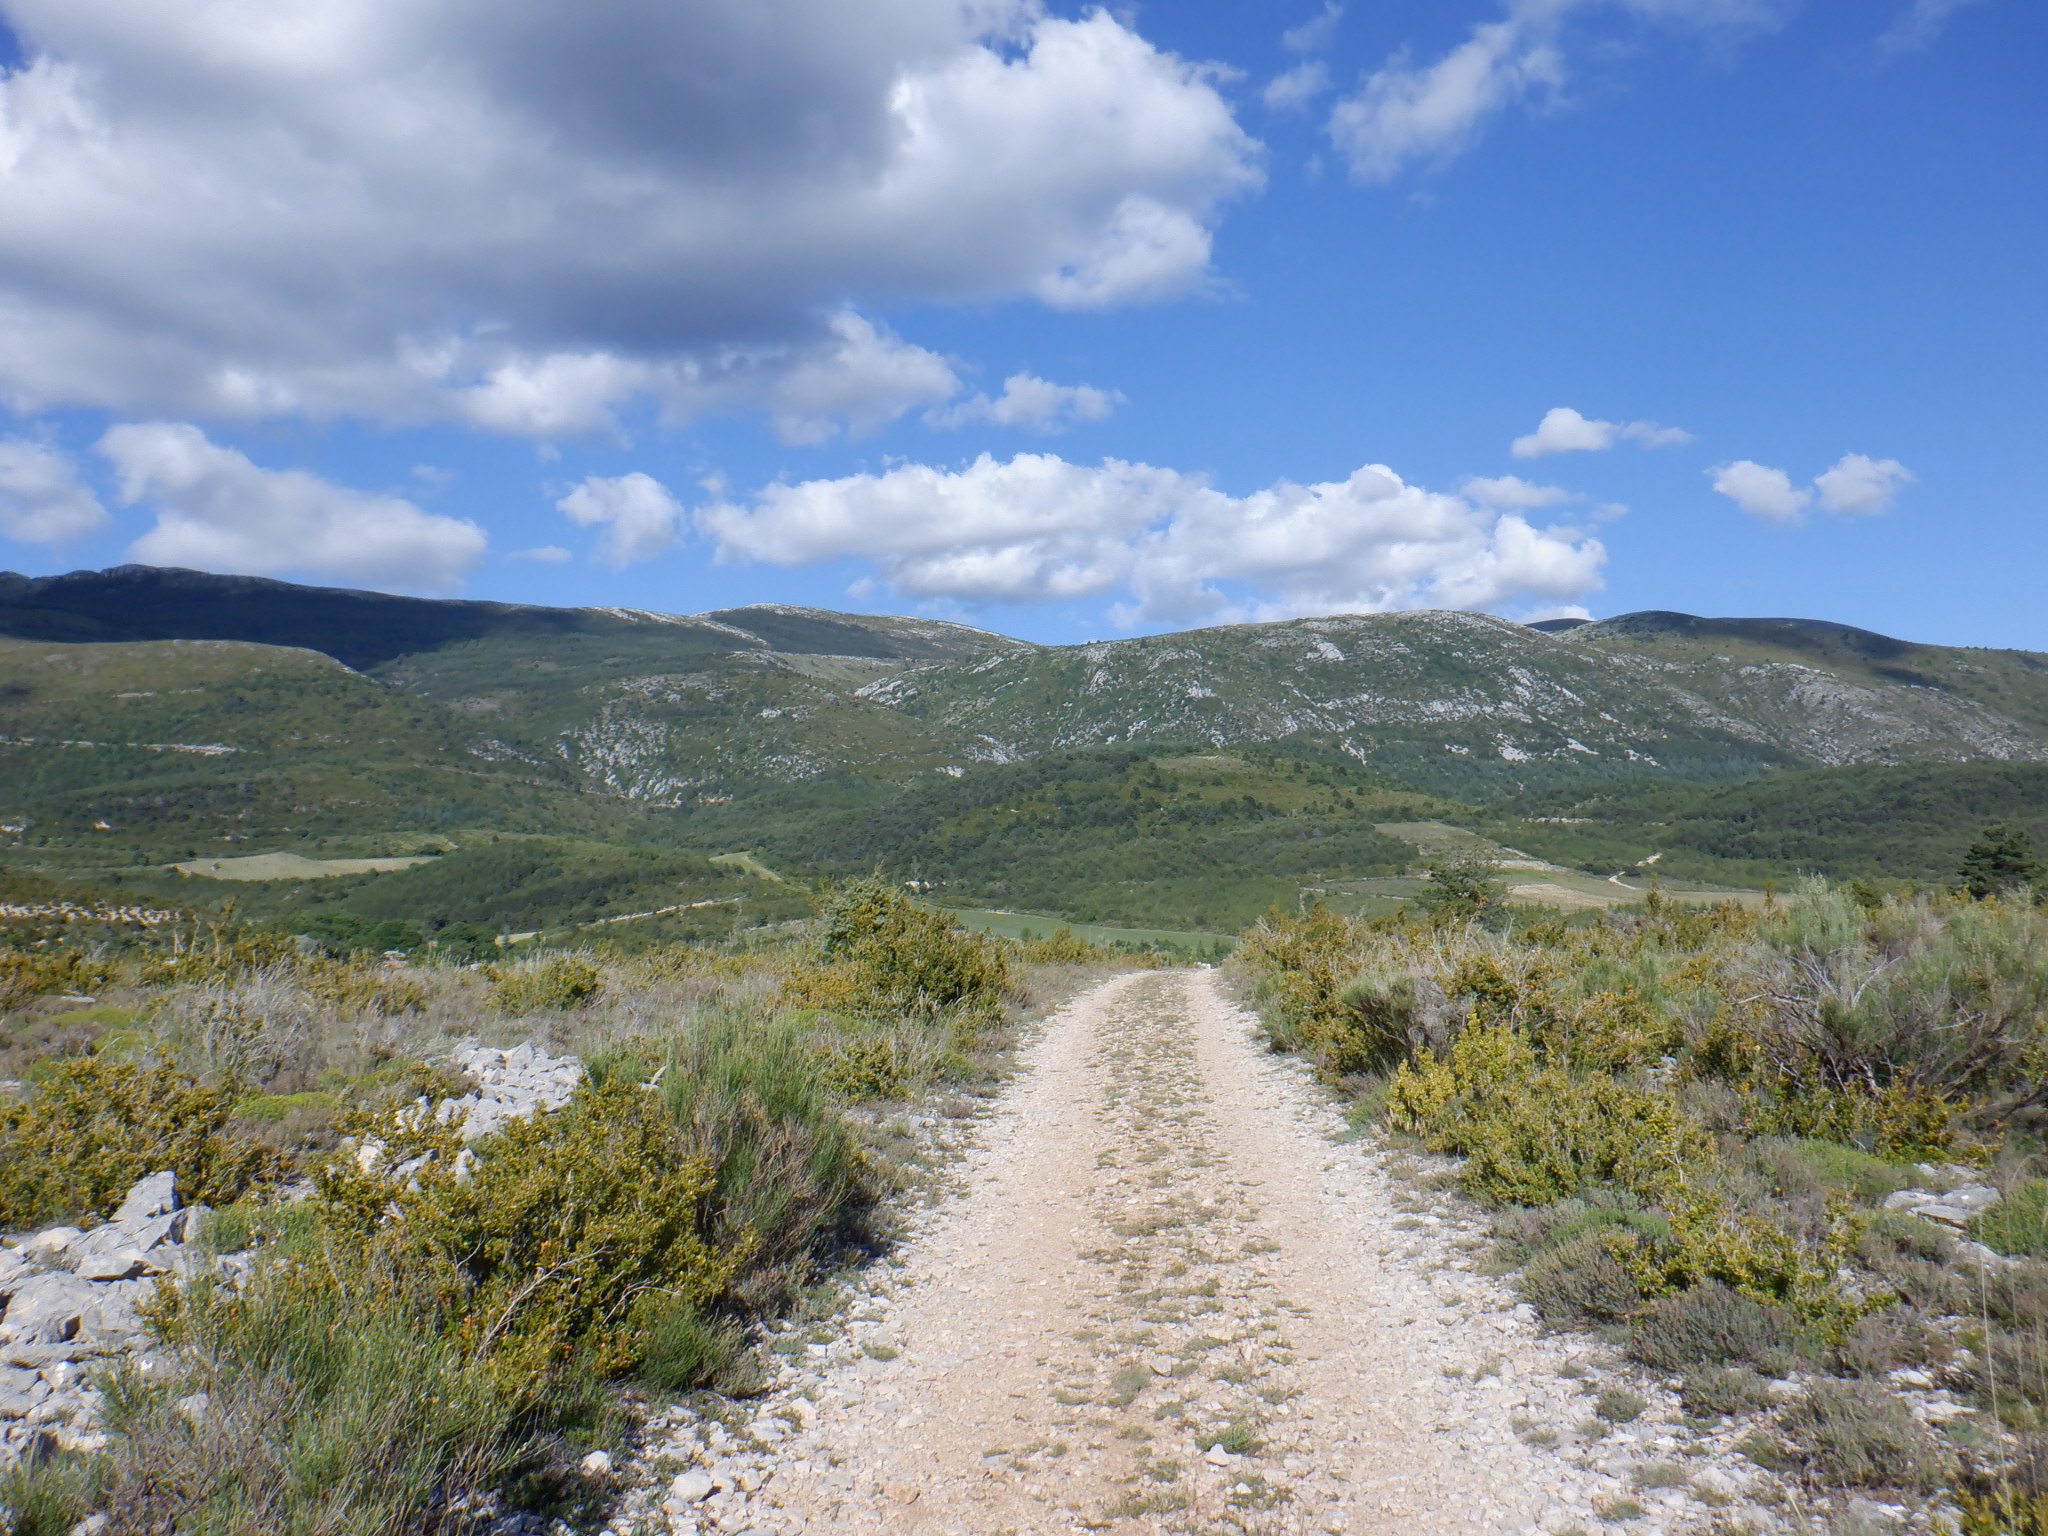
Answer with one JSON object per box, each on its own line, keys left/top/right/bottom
{"left": 1681, "top": 1367, "right": 1771, "bottom": 1418}
{"left": 1595, "top": 1385, "right": 1646, "bottom": 1423}
{"left": 490, "top": 955, "right": 602, "bottom": 1014}
{"left": 1625, "top": 1284, "right": 1799, "bottom": 1374}
{"left": 1784, "top": 1379, "right": 1953, "bottom": 1490}
{"left": 0, "top": 1057, "right": 285, "bottom": 1227}
{"left": 1973, "top": 1179, "right": 2048, "bottom": 1259}
{"left": 1522, "top": 1232, "right": 1647, "bottom": 1325}
{"left": 659, "top": 1014, "right": 872, "bottom": 1309}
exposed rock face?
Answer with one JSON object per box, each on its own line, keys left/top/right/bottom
{"left": 0, "top": 1170, "right": 195, "bottom": 1464}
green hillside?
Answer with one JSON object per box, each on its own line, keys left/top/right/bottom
{"left": 705, "top": 747, "right": 1449, "bottom": 931}
{"left": 4, "top": 568, "right": 2045, "bottom": 936}
{"left": 1503, "top": 760, "right": 2048, "bottom": 887}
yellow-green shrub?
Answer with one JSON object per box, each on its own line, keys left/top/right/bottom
{"left": 788, "top": 880, "right": 1008, "bottom": 1023}
{"left": 490, "top": 955, "right": 602, "bottom": 1014}
{"left": 315, "top": 1078, "right": 748, "bottom": 1390}
{"left": 0, "top": 1057, "right": 286, "bottom": 1226}
{"left": 1385, "top": 1021, "right": 1713, "bottom": 1207}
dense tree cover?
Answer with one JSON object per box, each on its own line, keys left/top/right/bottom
{"left": 1500, "top": 760, "right": 2048, "bottom": 886}
{"left": 714, "top": 747, "right": 1432, "bottom": 930}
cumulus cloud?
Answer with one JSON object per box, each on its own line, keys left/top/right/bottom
{"left": 1284, "top": 4, "right": 1346, "bottom": 53}
{"left": 1813, "top": 453, "right": 1914, "bottom": 516}
{"left": 556, "top": 473, "right": 685, "bottom": 568}
{"left": 1510, "top": 406, "right": 1693, "bottom": 457}
{"left": 927, "top": 372, "right": 1124, "bottom": 433}
{"left": 698, "top": 452, "right": 1604, "bottom": 625}
{"left": 100, "top": 423, "right": 485, "bottom": 590}
{"left": 1710, "top": 452, "right": 1914, "bottom": 522}
{"left": 0, "top": 2, "right": 1260, "bottom": 436}
{"left": 1462, "top": 474, "right": 1574, "bottom": 509}
{"left": 1709, "top": 459, "right": 1811, "bottom": 522}
{"left": 1329, "top": 0, "right": 1789, "bottom": 182}
{"left": 0, "top": 438, "right": 107, "bottom": 542}
{"left": 1878, "top": 0, "right": 1990, "bottom": 54}
{"left": 1265, "top": 60, "right": 1333, "bottom": 112}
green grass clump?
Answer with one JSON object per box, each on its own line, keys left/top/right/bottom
{"left": 1972, "top": 1179, "right": 2048, "bottom": 1259}
{"left": 1783, "top": 1379, "right": 1954, "bottom": 1491}
{"left": 1681, "top": 1366, "right": 1772, "bottom": 1419}
{"left": 1522, "top": 1232, "right": 1648, "bottom": 1326}
{"left": 1625, "top": 1285, "right": 1799, "bottom": 1374}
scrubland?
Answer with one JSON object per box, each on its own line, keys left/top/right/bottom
{"left": 1240, "top": 881, "right": 2048, "bottom": 1529}
{"left": 0, "top": 883, "right": 1118, "bottom": 1535}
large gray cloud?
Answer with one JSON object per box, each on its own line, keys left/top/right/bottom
{"left": 0, "top": 0, "right": 1260, "bottom": 435}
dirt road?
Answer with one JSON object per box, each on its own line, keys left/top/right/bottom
{"left": 689, "top": 969, "right": 1761, "bottom": 1535}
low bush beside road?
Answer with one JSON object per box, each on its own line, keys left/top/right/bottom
{"left": 1237, "top": 878, "right": 2048, "bottom": 1521}
{"left": 0, "top": 880, "right": 1105, "bottom": 1534}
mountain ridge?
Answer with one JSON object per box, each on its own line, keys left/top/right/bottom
{"left": 5, "top": 567, "right": 2047, "bottom": 813}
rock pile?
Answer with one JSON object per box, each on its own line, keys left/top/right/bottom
{"left": 441, "top": 1041, "right": 584, "bottom": 1140}
{"left": 0, "top": 1171, "right": 199, "bottom": 1466}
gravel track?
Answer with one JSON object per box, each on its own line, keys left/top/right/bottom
{"left": 627, "top": 969, "right": 1789, "bottom": 1536}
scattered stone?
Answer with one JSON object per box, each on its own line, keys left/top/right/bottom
{"left": 110, "top": 1170, "right": 180, "bottom": 1226}
{"left": 581, "top": 1449, "right": 614, "bottom": 1476}
{"left": 668, "top": 1470, "right": 716, "bottom": 1504}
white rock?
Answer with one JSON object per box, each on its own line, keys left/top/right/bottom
{"left": 580, "top": 1450, "right": 614, "bottom": 1475}
{"left": 21, "top": 1229, "right": 82, "bottom": 1259}
{"left": 111, "top": 1171, "right": 180, "bottom": 1227}
{"left": 669, "top": 1470, "right": 716, "bottom": 1504}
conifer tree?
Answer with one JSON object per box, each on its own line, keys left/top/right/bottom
{"left": 1955, "top": 822, "right": 2043, "bottom": 899}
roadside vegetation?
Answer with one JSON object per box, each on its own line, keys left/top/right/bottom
{"left": 1238, "top": 839, "right": 2048, "bottom": 1525}
{"left": 0, "top": 879, "right": 1121, "bottom": 1534}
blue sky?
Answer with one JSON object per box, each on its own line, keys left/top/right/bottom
{"left": 0, "top": 0, "right": 2038, "bottom": 646}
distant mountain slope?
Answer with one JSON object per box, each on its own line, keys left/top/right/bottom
{"left": 873, "top": 608, "right": 2048, "bottom": 794}
{"left": 5, "top": 569, "right": 2046, "bottom": 812}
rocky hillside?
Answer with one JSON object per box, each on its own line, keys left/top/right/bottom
{"left": 6, "top": 568, "right": 2047, "bottom": 813}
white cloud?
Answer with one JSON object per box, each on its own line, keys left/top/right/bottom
{"left": 1813, "top": 453, "right": 1914, "bottom": 516}
{"left": 0, "top": 437, "right": 107, "bottom": 542}
{"left": 1284, "top": 4, "right": 1345, "bottom": 53}
{"left": 511, "top": 545, "right": 571, "bottom": 564}
{"left": 1328, "top": 1, "right": 1789, "bottom": 182}
{"left": 0, "top": 2, "right": 1260, "bottom": 437}
{"left": 1878, "top": 0, "right": 1990, "bottom": 54}
{"left": 1510, "top": 406, "right": 1693, "bottom": 457}
{"left": 1265, "top": 60, "right": 1333, "bottom": 112}
{"left": 698, "top": 452, "right": 1604, "bottom": 625}
{"left": 1709, "top": 459, "right": 1811, "bottom": 522}
{"left": 100, "top": 422, "right": 485, "bottom": 590}
{"left": 927, "top": 372, "right": 1124, "bottom": 433}
{"left": 556, "top": 473, "right": 685, "bottom": 568}
{"left": 1462, "top": 474, "right": 1573, "bottom": 509}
